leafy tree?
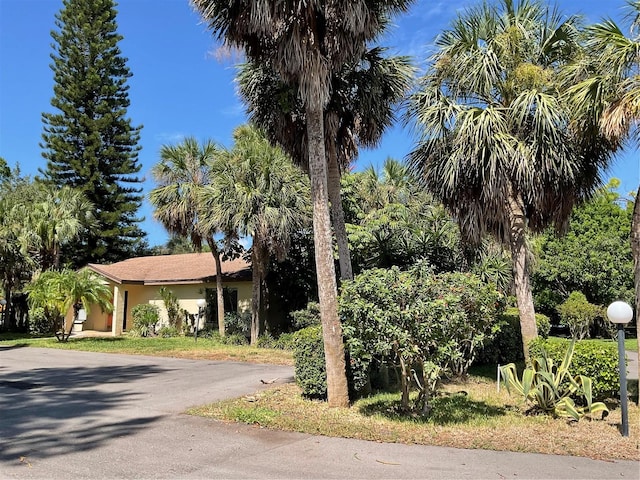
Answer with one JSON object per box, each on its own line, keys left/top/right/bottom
{"left": 340, "top": 265, "right": 503, "bottom": 413}
{"left": 237, "top": 50, "right": 413, "bottom": 282}
{"left": 193, "top": 0, "right": 413, "bottom": 407}
{"left": 0, "top": 173, "right": 36, "bottom": 330}
{"left": 565, "top": 1, "right": 640, "bottom": 350}
{"left": 533, "top": 180, "right": 634, "bottom": 314}
{"left": 557, "top": 291, "right": 602, "bottom": 340}
{"left": 406, "top": 0, "right": 612, "bottom": 359}
{"left": 40, "top": 0, "right": 145, "bottom": 267}
{"left": 25, "top": 268, "right": 113, "bottom": 342}
{"left": 150, "top": 137, "right": 237, "bottom": 336}
{"left": 203, "top": 125, "right": 311, "bottom": 345}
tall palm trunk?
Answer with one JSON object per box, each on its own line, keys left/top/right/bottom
{"left": 507, "top": 189, "right": 538, "bottom": 360}
{"left": 631, "top": 188, "right": 640, "bottom": 354}
{"left": 250, "top": 241, "right": 265, "bottom": 345}
{"left": 306, "top": 105, "right": 349, "bottom": 407}
{"left": 327, "top": 140, "right": 353, "bottom": 281}
{"left": 206, "top": 236, "right": 225, "bottom": 337}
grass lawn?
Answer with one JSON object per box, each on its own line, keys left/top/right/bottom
{"left": 188, "top": 377, "right": 640, "bottom": 462}
{"left": 0, "top": 334, "right": 294, "bottom": 365}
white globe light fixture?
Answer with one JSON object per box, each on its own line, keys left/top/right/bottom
{"left": 607, "top": 301, "right": 633, "bottom": 325}
{"left": 607, "top": 301, "right": 633, "bottom": 437}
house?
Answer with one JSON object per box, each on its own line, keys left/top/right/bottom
{"left": 82, "top": 253, "right": 252, "bottom": 335}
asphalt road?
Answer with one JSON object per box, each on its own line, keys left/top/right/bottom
{"left": 0, "top": 347, "right": 637, "bottom": 480}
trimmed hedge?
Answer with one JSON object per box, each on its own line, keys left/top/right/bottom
{"left": 476, "top": 307, "right": 551, "bottom": 365}
{"left": 292, "top": 326, "right": 327, "bottom": 398}
{"left": 529, "top": 337, "right": 620, "bottom": 401}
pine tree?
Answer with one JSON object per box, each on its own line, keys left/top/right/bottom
{"left": 40, "top": 0, "right": 145, "bottom": 267}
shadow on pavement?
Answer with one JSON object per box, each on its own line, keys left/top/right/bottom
{"left": 0, "top": 364, "right": 167, "bottom": 462}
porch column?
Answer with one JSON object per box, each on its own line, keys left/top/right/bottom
{"left": 111, "top": 285, "right": 125, "bottom": 337}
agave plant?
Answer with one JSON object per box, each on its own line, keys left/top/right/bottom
{"left": 500, "top": 341, "right": 609, "bottom": 421}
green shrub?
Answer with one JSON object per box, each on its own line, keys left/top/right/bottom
{"left": 29, "top": 306, "right": 56, "bottom": 335}
{"left": 131, "top": 304, "right": 159, "bottom": 337}
{"left": 340, "top": 265, "right": 503, "bottom": 413}
{"left": 529, "top": 337, "right": 619, "bottom": 401}
{"left": 536, "top": 312, "right": 551, "bottom": 339}
{"left": 256, "top": 332, "right": 296, "bottom": 350}
{"left": 557, "top": 292, "right": 601, "bottom": 340}
{"left": 225, "top": 311, "right": 251, "bottom": 337}
{"left": 159, "top": 287, "right": 186, "bottom": 332}
{"left": 157, "top": 326, "right": 180, "bottom": 338}
{"left": 292, "top": 325, "right": 327, "bottom": 398}
{"left": 291, "top": 302, "right": 321, "bottom": 329}
{"left": 476, "top": 308, "right": 551, "bottom": 365}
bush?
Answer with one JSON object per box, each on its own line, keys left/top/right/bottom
{"left": 158, "top": 287, "right": 186, "bottom": 332}
{"left": 557, "top": 292, "right": 601, "bottom": 340}
{"left": 340, "top": 265, "right": 503, "bottom": 412}
{"left": 291, "top": 302, "right": 321, "bottom": 329}
{"left": 131, "top": 304, "right": 159, "bottom": 337}
{"left": 529, "top": 337, "right": 619, "bottom": 401}
{"left": 224, "top": 311, "right": 251, "bottom": 337}
{"left": 292, "top": 325, "right": 327, "bottom": 398}
{"left": 29, "top": 307, "right": 56, "bottom": 335}
{"left": 157, "top": 326, "right": 180, "bottom": 338}
{"left": 476, "top": 308, "right": 551, "bottom": 365}
{"left": 256, "top": 332, "right": 296, "bottom": 350}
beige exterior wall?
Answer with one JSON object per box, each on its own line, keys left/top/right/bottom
{"left": 82, "top": 280, "right": 251, "bottom": 334}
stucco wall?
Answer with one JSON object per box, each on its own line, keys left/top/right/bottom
{"left": 82, "top": 280, "right": 251, "bottom": 332}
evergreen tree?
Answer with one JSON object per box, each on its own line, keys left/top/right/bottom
{"left": 40, "top": 0, "right": 145, "bottom": 267}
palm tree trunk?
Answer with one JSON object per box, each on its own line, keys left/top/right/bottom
{"left": 250, "top": 241, "right": 264, "bottom": 345}
{"left": 507, "top": 190, "right": 538, "bottom": 360}
{"left": 207, "top": 237, "right": 225, "bottom": 337}
{"left": 631, "top": 188, "right": 640, "bottom": 354}
{"left": 327, "top": 140, "right": 353, "bottom": 281}
{"left": 306, "top": 105, "right": 350, "bottom": 407}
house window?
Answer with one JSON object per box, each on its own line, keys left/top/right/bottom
{"left": 205, "top": 288, "right": 238, "bottom": 327}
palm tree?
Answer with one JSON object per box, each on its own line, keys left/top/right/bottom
{"left": 192, "top": 0, "right": 413, "bottom": 406}
{"left": 25, "top": 184, "right": 94, "bottom": 271}
{"left": 202, "top": 125, "right": 311, "bottom": 345}
{"left": 565, "top": 1, "right": 640, "bottom": 350}
{"left": 25, "top": 268, "right": 112, "bottom": 342}
{"left": 406, "top": 0, "right": 613, "bottom": 359}
{"left": 149, "top": 137, "right": 233, "bottom": 336}
{"left": 237, "top": 49, "right": 414, "bottom": 282}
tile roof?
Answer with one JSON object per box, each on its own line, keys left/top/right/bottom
{"left": 87, "top": 253, "right": 251, "bottom": 285}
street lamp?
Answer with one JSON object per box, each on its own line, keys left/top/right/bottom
{"left": 0, "top": 299, "right": 6, "bottom": 328}
{"left": 194, "top": 298, "right": 206, "bottom": 342}
{"left": 606, "top": 300, "right": 633, "bottom": 437}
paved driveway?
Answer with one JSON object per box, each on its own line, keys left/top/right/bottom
{"left": 0, "top": 347, "right": 637, "bottom": 479}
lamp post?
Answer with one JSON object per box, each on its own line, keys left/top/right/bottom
{"left": 194, "top": 298, "right": 206, "bottom": 342}
{"left": 606, "top": 301, "right": 633, "bottom": 437}
{"left": 0, "top": 299, "right": 6, "bottom": 328}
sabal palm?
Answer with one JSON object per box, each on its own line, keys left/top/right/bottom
{"left": 202, "top": 125, "right": 310, "bottom": 345}
{"left": 406, "top": 0, "right": 612, "bottom": 358}
{"left": 25, "top": 184, "right": 94, "bottom": 271}
{"left": 566, "top": 1, "right": 640, "bottom": 349}
{"left": 192, "top": 0, "right": 413, "bottom": 406}
{"left": 237, "top": 49, "right": 414, "bottom": 282}
{"left": 149, "top": 137, "right": 230, "bottom": 336}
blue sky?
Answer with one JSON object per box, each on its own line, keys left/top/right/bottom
{"left": 1, "top": 0, "right": 638, "bottom": 247}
